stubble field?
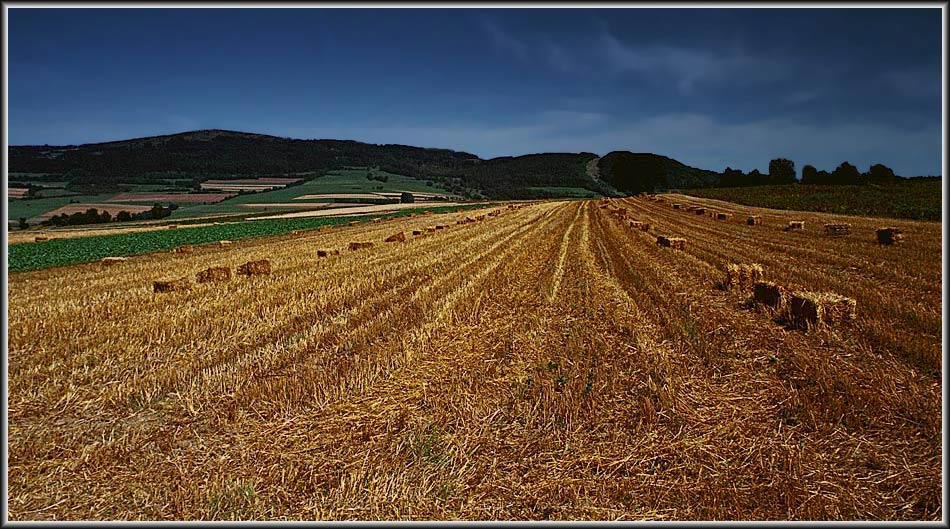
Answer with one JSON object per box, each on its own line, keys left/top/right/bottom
{"left": 7, "top": 197, "right": 942, "bottom": 520}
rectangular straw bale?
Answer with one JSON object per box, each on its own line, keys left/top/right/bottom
{"left": 753, "top": 281, "right": 788, "bottom": 310}
{"left": 413, "top": 230, "right": 423, "bottom": 236}
{"left": 877, "top": 227, "right": 904, "bottom": 245}
{"left": 348, "top": 241, "right": 374, "bottom": 251}
{"left": 823, "top": 223, "right": 851, "bottom": 236}
{"left": 174, "top": 244, "right": 194, "bottom": 254}
{"left": 385, "top": 232, "right": 407, "bottom": 243}
{"left": 34, "top": 236, "right": 49, "bottom": 242}
{"left": 196, "top": 266, "right": 232, "bottom": 283}
{"left": 673, "top": 203, "right": 682, "bottom": 209}
{"left": 695, "top": 208, "right": 706, "bottom": 215}
{"left": 716, "top": 212, "right": 731, "bottom": 220}
{"left": 790, "top": 291, "right": 856, "bottom": 329}
{"left": 236, "top": 259, "right": 271, "bottom": 276}
{"left": 101, "top": 256, "right": 128, "bottom": 266}
{"left": 153, "top": 278, "right": 191, "bottom": 293}
{"left": 785, "top": 221, "right": 805, "bottom": 231}
{"left": 723, "top": 263, "right": 764, "bottom": 290}
{"left": 747, "top": 215, "right": 762, "bottom": 225}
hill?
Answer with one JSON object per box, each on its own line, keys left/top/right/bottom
{"left": 8, "top": 129, "right": 715, "bottom": 200}
{"left": 597, "top": 151, "right": 720, "bottom": 194}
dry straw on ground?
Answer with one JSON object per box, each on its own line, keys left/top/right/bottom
{"left": 236, "top": 259, "right": 272, "bottom": 276}
{"left": 196, "top": 266, "right": 232, "bottom": 284}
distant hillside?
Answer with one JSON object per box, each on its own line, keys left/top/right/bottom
{"left": 597, "top": 151, "right": 720, "bottom": 194}
{"left": 9, "top": 130, "right": 610, "bottom": 199}
{"left": 8, "top": 129, "right": 722, "bottom": 199}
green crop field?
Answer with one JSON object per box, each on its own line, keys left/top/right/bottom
{"left": 682, "top": 180, "right": 942, "bottom": 221}
{"left": 8, "top": 203, "right": 492, "bottom": 272}
{"left": 6, "top": 194, "right": 117, "bottom": 223}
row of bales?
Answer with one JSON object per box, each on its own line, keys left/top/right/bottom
{"left": 723, "top": 262, "right": 856, "bottom": 330}
{"left": 153, "top": 259, "right": 272, "bottom": 292}
{"left": 660, "top": 196, "right": 906, "bottom": 245}
{"left": 611, "top": 199, "right": 857, "bottom": 332}
{"left": 140, "top": 205, "right": 513, "bottom": 292}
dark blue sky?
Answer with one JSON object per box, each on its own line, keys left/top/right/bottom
{"left": 8, "top": 8, "right": 943, "bottom": 175}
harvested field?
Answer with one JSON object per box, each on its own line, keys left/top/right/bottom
{"left": 7, "top": 198, "right": 941, "bottom": 521}
{"left": 107, "top": 193, "right": 237, "bottom": 203}
{"left": 252, "top": 202, "right": 466, "bottom": 220}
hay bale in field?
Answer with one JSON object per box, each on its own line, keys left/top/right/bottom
{"left": 412, "top": 230, "right": 423, "bottom": 236}
{"left": 656, "top": 235, "right": 685, "bottom": 249}
{"left": 218, "top": 240, "right": 232, "bottom": 246}
{"left": 101, "top": 256, "right": 128, "bottom": 266}
{"left": 789, "top": 291, "right": 856, "bottom": 329}
{"left": 694, "top": 208, "right": 706, "bottom": 215}
{"left": 371, "top": 218, "right": 381, "bottom": 224}
{"left": 753, "top": 281, "right": 788, "bottom": 310}
{"left": 476, "top": 214, "right": 486, "bottom": 221}
{"left": 747, "top": 215, "right": 762, "bottom": 226}
{"left": 196, "top": 266, "right": 232, "bottom": 283}
{"left": 348, "top": 221, "right": 360, "bottom": 226}
{"left": 877, "top": 227, "right": 904, "bottom": 245}
{"left": 426, "top": 227, "right": 436, "bottom": 233}
{"left": 237, "top": 259, "right": 272, "bottom": 276}
{"left": 435, "top": 225, "right": 446, "bottom": 230}
{"left": 385, "top": 232, "right": 407, "bottom": 243}
{"left": 34, "top": 236, "right": 49, "bottom": 242}
{"left": 153, "top": 278, "right": 191, "bottom": 293}
{"left": 488, "top": 210, "right": 501, "bottom": 217}
{"left": 291, "top": 230, "right": 302, "bottom": 235}
{"left": 628, "top": 220, "right": 642, "bottom": 229}
{"left": 673, "top": 203, "right": 682, "bottom": 209}
{"left": 317, "top": 249, "right": 339, "bottom": 258}
{"left": 716, "top": 212, "right": 731, "bottom": 220}
{"left": 823, "top": 223, "right": 851, "bottom": 236}
{"left": 348, "top": 241, "right": 374, "bottom": 251}
{"left": 174, "top": 244, "right": 194, "bottom": 254}
{"left": 784, "top": 221, "right": 805, "bottom": 231}
{"left": 723, "top": 263, "right": 764, "bottom": 290}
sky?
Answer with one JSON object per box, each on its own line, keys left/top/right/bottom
{"left": 7, "top": 7, "right": 943, "bottom": 176}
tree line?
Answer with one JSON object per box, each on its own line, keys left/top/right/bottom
{"left": 720, "top": 158, "right": 903, "bottom": 187}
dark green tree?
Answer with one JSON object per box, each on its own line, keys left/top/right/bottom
{"left": 768, "top": 158, "right": 796, "bottom": 184}
{"left": 800, "top": 164, "right": 818, "bottom": 184}
{"left": 868, "top": 163, "right": 897, "bottom": 183}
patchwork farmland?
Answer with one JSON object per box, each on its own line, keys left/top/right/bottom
{"left": 7, "top": 197, "right": 941, "bottom": 520}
